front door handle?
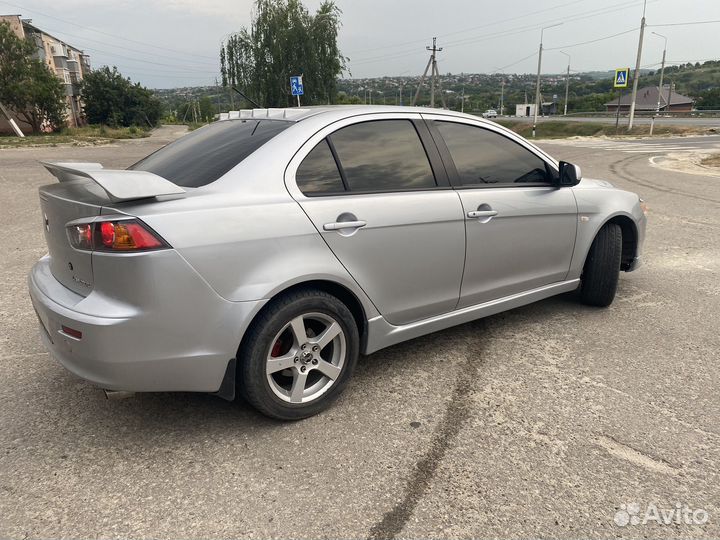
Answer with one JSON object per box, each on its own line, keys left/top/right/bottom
{"left": 467, "top": 210, "right": 498, "bottom": 219}
{"left": 323, "top": 220, "right": 367, "bottom": 231}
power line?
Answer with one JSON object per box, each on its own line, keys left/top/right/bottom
{"left": 648, "top": 20, "right": 720, "bottom": 27}
{"left": 350, "top": 49, "right": 426, "bottom": 67}
{"left": 0, "top": 0, "right": 218, "bottom": 60}
{"left": 349, "top": 0, "right": 655, "bottom": 64}
{"left": 442, "top": 0, "right": 657, "bottom": 49}
{"left": 31, "top": 25, "right": 218, "bottom": 68}
{"left": 78, "top": 45, "right": 218, "bottom": 72}
{"left": 545, "top": 27, "right": 639, "bottom": 50}
{"left": 345, "top": 0, "right": 593, "bottom": 56}
{"left": 348, "top": 20, "right": 638, "bottom": 73}
{"left": 352, "top": 0, "right": 646, "bottom": 69}
{"left": 346, "top": 0, "right": 668, "bottom": 77}
{"left": 99, "top": 61, "right": 217, "bottom": 77}
{"left": 493, "top": 52, "right": 538, "bottom": 73}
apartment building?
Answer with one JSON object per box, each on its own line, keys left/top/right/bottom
{"left": 0, "top": 14, "right": 91, "bottom": 132}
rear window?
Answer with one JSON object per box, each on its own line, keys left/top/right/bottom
{"left": 129, "top": 119, "right": 291, "bottom": 187}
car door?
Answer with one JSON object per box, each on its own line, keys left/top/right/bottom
{"left": 284, "top": 114, "right": 466, "bottom": 326}
{"left": 425, "top": 116, "right": 578, "bottom": 309}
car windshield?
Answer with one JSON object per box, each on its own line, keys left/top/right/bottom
{"left": 129, "top": 119, "right": 292, "bottom": 187}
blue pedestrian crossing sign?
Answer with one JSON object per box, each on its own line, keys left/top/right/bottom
{"left": 614, "top": 68, "right": 630, "bottom": 88}
{"left": 290, "top": 75, "right": 304, "bottom": 96}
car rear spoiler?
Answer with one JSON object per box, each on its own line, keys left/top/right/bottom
{"left": 40, "top": 161, "right": 186, "bottom": 203}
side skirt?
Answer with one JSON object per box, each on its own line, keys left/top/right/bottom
{"left": 363, "top": 279, "right": 580, "bottom": 355}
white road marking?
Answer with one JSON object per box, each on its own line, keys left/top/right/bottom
{"left": 549, "top": 139, "right": 718, "bottom": 154}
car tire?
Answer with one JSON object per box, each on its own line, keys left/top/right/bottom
{"left": 238, "top": 288, "right": 359, "bottom": 420}
{"left": 580, "top": 222, "right": 622, "bottom": 307}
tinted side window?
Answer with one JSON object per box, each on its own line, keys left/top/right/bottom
{"left": 329, "top": 120, "right": 436, "bottom": 192}
{"left": 296, "top": 139, "right": 345, "bottom": 195}
{"left": 129, "top": 119, "right": 291, "bottom": 187}
{"left": 435, "top": 121, "right": 551, "bottom": 186}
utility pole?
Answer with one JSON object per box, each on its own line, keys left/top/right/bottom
{"left": 181, "top": 93, "right": 191, "bottom": 122}
{"left": 399, "top": 81, "right": 404, "bottom": 106}
{"left": 533, "top": 23, "right": 563, "bottom": 138}
{"left": 649, "top": 31, "right": 667, "bottom": 136}
{"left": 461, "top": 86, "right": 465, "bottom": 113}
{"left": 0, "top": 103, "right": 25, "bottom": 137}
{"left": 628, "top": 0, "right": 648, "bottom": 130}
{"left": 214, "top": 78, "right": 222, "bottom": 117}
{"left": 559, "top": 51, "right": 570, "bottom": 116}
{"left": 500, "top": 79, "right": 505, "bottom": 116}
{"left": 412, "top": 37, "right": 446, "bottom": 108}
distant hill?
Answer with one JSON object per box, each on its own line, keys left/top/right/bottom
{"left": 152, "top": 60, "right": 720, "bottom": 116}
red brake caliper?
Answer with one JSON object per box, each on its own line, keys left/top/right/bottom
{"left": 271, "top": 338, "right": 283, "bottom": 358}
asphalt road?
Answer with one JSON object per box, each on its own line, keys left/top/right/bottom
{"left": 1, "top": 127, "right": 719, "bottom": 539}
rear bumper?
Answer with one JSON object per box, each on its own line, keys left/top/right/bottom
{"left": 29, "top": 255, "right": 265, "bottom": 393}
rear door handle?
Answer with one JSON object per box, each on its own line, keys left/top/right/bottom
{"left": 323, "top": 220, "right": 367, "bottom": 231}
{"left": 467, "top": 210, "right": 498, "bottom": 219}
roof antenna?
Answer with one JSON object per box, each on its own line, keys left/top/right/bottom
{"left": 231, "top": 87, "right": 263, "bottom": 109}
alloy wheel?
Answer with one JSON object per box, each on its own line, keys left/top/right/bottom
{"left": 265, "top": 312, "right": 346, "bottom": 404}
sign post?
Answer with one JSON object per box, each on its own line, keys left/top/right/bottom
{"left": 290, "top": 75, "right": 304, "bottom": 107}
{"left": 613, "top": 67, "right": 629, "bottom": 134}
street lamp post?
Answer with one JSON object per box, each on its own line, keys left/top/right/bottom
{"left": 628, "top": 0, "right": 648, "bottom": 130}
{"left": 649, "top": 31, "right": 668, "bottom": 136}
{"left": 533, "top": 22, "right": 563, "bottom": 138}
{"left": 559, "top": 51, "right": 570, "bottom": 116}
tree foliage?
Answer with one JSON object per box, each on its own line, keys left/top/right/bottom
{"left": 80, "top": 66, "right": 161, "bottom": 127}
{"left": 696, "top": 88, "right": 720, "bottom": 110}
{"left": 220, "top": 0, "right": 346, "bottom": 107}
{"left": 0, "top": 22, "right": 66, "bottom": 132}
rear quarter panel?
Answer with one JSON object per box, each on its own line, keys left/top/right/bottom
{"left": 113, "top": 128, "right": 380, "bottom": 320}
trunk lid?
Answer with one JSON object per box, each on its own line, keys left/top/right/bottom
{"left": 37, "top": 161, "right": 185, "bottom": 296}
{"left": 39, "top": 180, "right": 107, "bottom": 296}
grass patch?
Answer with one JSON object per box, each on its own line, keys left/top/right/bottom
{"left": 495, "top": 120, "right": 715, "bottom": 139}
{"left": 700, "top": 153, "right": 720, "bottom": 169}
{"left": 0, "top": 125, "right": 151, "bottom": 148}
{"left": 186, "top": 122, "right": 208, "bottom": 132}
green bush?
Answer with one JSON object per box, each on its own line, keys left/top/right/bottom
{"left": 81, "top": 66, "right": 162, "bottom": 127}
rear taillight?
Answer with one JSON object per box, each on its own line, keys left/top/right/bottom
{"left": 67, "top": 223, "right": 94, "bottom": 250}
{"left": 67, "top": 219, "right": 169, "bottom": 252}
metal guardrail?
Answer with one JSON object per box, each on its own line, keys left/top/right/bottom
{"left": 466, "top": 110, "right": 720, "bottom": 119}
{"left": 563, "top": 110, "right": 720, "bottom": 118}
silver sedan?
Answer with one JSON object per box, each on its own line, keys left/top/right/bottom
{"left": 28, "top": 106, "right": 646, "bottom": 419}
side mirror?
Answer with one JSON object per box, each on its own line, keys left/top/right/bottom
{"left": 558, "top": 161, "right": 582, "bottom": 187}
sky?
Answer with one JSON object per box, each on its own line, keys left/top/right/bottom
{"left": 1, "top": 0, "right": 719, "bottom": 88}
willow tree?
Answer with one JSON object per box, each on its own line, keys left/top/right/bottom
{"left": 220, "top": 0, "right": 346, "bottom": 107}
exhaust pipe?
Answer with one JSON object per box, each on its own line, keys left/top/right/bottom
{"left": 103, "top": 389, "right": 136, "bottom": 400}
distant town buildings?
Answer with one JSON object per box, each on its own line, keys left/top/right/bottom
{"left": 0, "top": 14, "right": 91, "bottom": 132}
{"left": 605, "top": 85, "right": 693, "bottom": 113}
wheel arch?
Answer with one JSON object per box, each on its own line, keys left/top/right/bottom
{"left": 572, "top": 212, "right": 638, "bottom": 277}
{"left": 236, "top": 278, "right": 370, "bottom": 360}
{"left": 604, "top": 214, "right": 638, "bottom": 271}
